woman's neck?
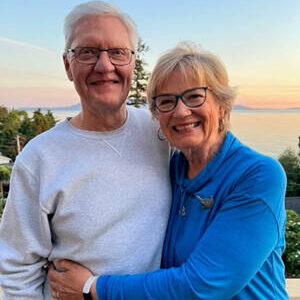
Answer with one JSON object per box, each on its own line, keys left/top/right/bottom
{"left": 183, "top": 134, "right": 225, "bottom": 179}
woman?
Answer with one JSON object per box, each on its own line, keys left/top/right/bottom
{"left": 48, "top": 42, "right": 288, "bottom": 299}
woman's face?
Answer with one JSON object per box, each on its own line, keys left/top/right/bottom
{"left": 155, "top": 72, "right": 224, "bottom": 153}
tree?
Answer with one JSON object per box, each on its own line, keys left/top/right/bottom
{"left": 283, "top": 210, "right": 300, "bottom": 277}
{"left": 0, "top": 106, "right": 8, "bottom": 124}
{"left": 0, "top": 196, "right": 6, "bottom": 218}
{"left": 0, "top": 165, "right": 11, "bottom": 198}
{"left": 19, "top": 114, "right": 33, "bottom": 142}
{"left": 0, "top": 109, "right": 23, "bottom": 160}
{"left": 45, "top": 110, "right": 56, "bottom": 128}
{"left": 128, "top": 38, "right": 150, "bottom": 107}
{"left": 278, "top": 146, "right": 300, "bottom": 196}
{"left": 0, "top": 107, "right": 57, "bottom": 161}
{"left": 30, "top": 109, "right": 57, "bottom": 139}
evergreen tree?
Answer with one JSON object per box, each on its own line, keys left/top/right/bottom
{"left": 0, "top": 107, "right": 57, "bottom": 161}
{"left": 31, "top": 109, "right": 57, "bottom": 137}
{"left": 279, "top": 145, "right": 300, "bottom": 196}
{"left": 0, "top": 165, "right": 11, "bottom": 198}
{"left": 45, "top": 110, "right": 57, "bottom": 128}
{"left": 128, "top": 38, "right": 150, "bottom": 107}
{"left": 0, "top": 109, "right": 22, "bottom": 160}
{"left": 19, "top": 114, "right": 33, "bottom": 142}
{"left": 0, "top": 106, "right": 8, "bottom": 124}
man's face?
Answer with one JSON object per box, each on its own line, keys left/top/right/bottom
{"left": 64, "top": 16, "right": 135, "bottom": 112}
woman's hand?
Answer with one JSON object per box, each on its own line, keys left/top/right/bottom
{"left": 48, "top": 259, "right": 93, "bottom": 299}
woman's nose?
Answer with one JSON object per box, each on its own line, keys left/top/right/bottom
{"left": 172, "top": 98, "right": 192, "bottom": 117}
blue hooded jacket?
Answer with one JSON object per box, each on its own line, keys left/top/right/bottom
{"left": 96, "top": 132, "right": 288, "bottom": 300}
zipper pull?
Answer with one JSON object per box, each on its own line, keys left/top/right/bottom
{"left": 181, "top": 205, "right": 186, "bottom": 217}
{"left": 177, "top": 188, "right": 186, "bottom": 217}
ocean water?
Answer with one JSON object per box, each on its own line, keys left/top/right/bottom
{"left": 230, "top": 110, "right": 300, "bottom": 158}
{"left": 51, "top": 109, "right": 300, "bottom": 159}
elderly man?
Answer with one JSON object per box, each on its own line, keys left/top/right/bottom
{"left": 0, "top": 1, "right": 171, "bottom": 299}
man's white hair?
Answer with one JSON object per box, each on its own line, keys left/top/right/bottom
{"left": 64, "top": 1, "right": 138, "bottom": 51}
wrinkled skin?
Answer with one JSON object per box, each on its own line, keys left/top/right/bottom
{"left": 48, "top": 260, "right": 93, "bottom": 300}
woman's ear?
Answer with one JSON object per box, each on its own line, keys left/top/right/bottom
{"left": 218, "top": 105, "right": 225, "bottom": 120}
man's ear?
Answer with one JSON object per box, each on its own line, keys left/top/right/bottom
{"left": 63, "top": 54, "right": 73, "bottom": 81}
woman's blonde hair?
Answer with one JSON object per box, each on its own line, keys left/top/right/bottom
{"left": 147, "top": 42, "right": 236, "bottom": 133}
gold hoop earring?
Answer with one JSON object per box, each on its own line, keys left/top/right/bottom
{"left": 218, "top": 117, "right": 225, "bottom": 133}
{"left": 157, "top": 128, "right": 166, "bottom": 141}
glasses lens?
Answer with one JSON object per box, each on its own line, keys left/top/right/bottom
{"left": 108, "top": 49, "right": 131, "bottom": 65}
{"left": 155, "top": 96, "right": 177, "bottom": 112}
{"left": 183, "top": 88, "right": 206, "bottom": 107}
{"left": 76, "top": 48, "right": 98, "bottom": 64}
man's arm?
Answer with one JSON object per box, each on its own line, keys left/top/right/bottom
{"left": 0, "top": 160, "right": 52, "bottom": 299}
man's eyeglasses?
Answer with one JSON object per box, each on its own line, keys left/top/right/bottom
{"left": 152, "top": 87, "right": 209, "bottom": 113}
{"left": 66, "top": 47, "right": 135, "bottom": 66}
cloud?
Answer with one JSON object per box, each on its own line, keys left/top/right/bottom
{"left": 0, "top": 36, "right": 55, "bottom": 54}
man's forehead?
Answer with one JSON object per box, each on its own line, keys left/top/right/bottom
{"left": 71, "top": 15, "right": 130, "bottom": 47}
{"left": 73, "top": 15, "right": 125, "bottom": 34}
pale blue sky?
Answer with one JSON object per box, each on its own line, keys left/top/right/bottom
{"left": 0, "top": 0, "right": 299, "bottom": 108}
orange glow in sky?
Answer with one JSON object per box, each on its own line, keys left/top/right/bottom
{"left": 0, "top": 1, "right": 299, "bottom": 109}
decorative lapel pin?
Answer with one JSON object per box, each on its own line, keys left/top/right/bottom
{"left": 195, "top": 195, "right": 214, "bottom": 209}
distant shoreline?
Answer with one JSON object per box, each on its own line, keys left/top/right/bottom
{"left": 15, "top": 103, "right": 300, "bottom": 114}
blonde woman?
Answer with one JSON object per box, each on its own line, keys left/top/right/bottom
{"left": 49, "top": 43, "right": 288, "bottom": 300}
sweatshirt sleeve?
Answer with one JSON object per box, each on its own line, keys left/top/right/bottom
{"left": 95, "top": 157, "right": 286, "bottom": 300}
{"left": 0, "top": 160, "right": 52, "bottom": 299}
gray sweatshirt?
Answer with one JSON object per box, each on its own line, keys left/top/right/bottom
{"left": 0, "top": 106, "right": 171, "bottom": 299}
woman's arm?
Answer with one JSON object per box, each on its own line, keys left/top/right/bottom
{"left": 95, "top": 157, "right": 286, "bottom": 300}
{"left": 48, "top": 157, "right": 286, "bottom": 300}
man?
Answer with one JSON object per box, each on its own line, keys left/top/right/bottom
{"left": 0, "top": 1, "right": 171, "bottom": 299}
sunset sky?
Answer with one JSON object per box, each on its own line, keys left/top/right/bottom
{"left": 0, "top": 0, "right": 299, "bottom": 109}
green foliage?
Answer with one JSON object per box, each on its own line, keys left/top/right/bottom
{"left": 45, "top": 110, "right": 56, "bottom": 128}
{"left": 279, "top": 148, "right": 300, "bottom": 172}
{"left": 0, "top": 109, "right": 24, "bottom": 161}
{"left": 19, "top": 114, "right": 33, "bottom": 141}
{"left": 283, "top": 210, "right": 300, "bottom": 277}
{"left": 0, "top": 106, "right": 8, "bottom": 122}
{"left": 0, "top": 197, "right": 6, "bottom": 218}
{"left": 128, "top": 38, "right": 150, "bottom": 107}
{"left": 0, "top": 166, "right": 11, "bottom": 181}
{"left": 0, "top": 106, "right": 57, "bottom": 161}
{"left": 278, "top": 143, "right": 300, "bottom": 197}
{"left": 31, "top": 109, "right": 54, "bottom": 138}
{"left": 0, "top": 166, "right": 11, "bottom": 202}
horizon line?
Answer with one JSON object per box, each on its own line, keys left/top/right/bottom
{"left": 1, "top": 103, "right": 300, "bottom": 111}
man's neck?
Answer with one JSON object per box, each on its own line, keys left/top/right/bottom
{"left": 70, "top": 103, "right": 127, "bottom": 132}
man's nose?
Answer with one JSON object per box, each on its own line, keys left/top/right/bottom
{"left": 173, "top": 98, "right": 192, "bottom": 117}
{"left": 93, "top": 51, "right": 115, "bottom": 73}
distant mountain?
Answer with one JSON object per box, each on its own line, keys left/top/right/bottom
{"left": 20, "top": 104, "right": 81, "bottom": 112}
{"left": 23, "top": 103, "right": 252, "bottom": 111}
{"left": 19, "top": 103, "right": 300, "bottom": 112}
{"left": 232, "top": 105, "right": 300, "bottom": 111}
{"left": 286, "top": 107, "right": 300, "bottom": 111}
{"left": 232, "top": 105, "right": 252, "bottom": 110}
{"left": 51, "top": 104, "right": 81, "bottom": 111}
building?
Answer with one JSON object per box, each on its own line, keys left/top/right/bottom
{"left": 0, "top": 154, "right": 11, "bottom": 165}
{"left": 285, "top": 197, "right": 300, "bottom": 215}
